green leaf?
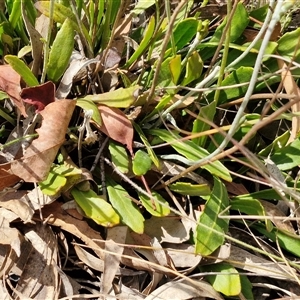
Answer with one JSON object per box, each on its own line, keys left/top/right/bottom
{"left": 148, "top": 129, "right": 232, "bottom": 182}
{"left": 71, "top": 188, "right": 120, "bottom": 227}
{"left": 181, "top": 51, "right": 203, "bottom": 86}
{"left": 157, "top": 55, "right": 181, "bottom": 88}
{"left": 227, "top": 40, "right": 278, "bottom": 69}
{"left": 124, "top": 16, "right": 155, "bottom": 67}
{"left": 39, "top": 168, "right": 67, "bottom": 196}
{"left": 35, "top": 1, "right": 92, "bottom": 51}
{"left": 5, "top": 55, "right": 39, "bottom": 87}
{"left": 192, "top": 100, "right": 216, "bottom": 147}
{"left": 169, "top": 55, "right": 181, "bottom": 85}
{"left": 240, "top": 275, "right": 254, "bottom": 300}
{"left": 133, "top": 122, "right": 160, "bottom": 168}
{"left": 232, "top": 189, "right": 284, "bottom": 202}
{"left": 8, "top": 0, "right": 21, "bottom": 29}
{"left": 202, "top": 263, "right": 241, "bottom": 296}
{"left": 132, "top": 150, "right": 152, "bottom": 176}
{"left": 195, "top": 177, "right": 229, "bottom": 256}
{"left": 231, "top": 198, "right": 273, "bottom": 231}
{"left": 76, "top": 99, "right": 102, "bottom": 125}
{"left": 258, "top": 131, "right": 290, "bottom": 157}
{"left": 139, "top": 191, "right": 170, "bottom": 217}
{"left": 109, "top": 140, "right": 129, "bottom": 174}
{"left": 80, "top": 85, "right": 140, "bottom": 108}
{"left": 47, "top": 18, "right": 75, "bottom": 82}
{"left": 211, "top": 67, "right": 253, "bottom": 104}
{"left": 169, "top": 182, "right": 210, "bottom": 196}
{"left": 252, "top": 224, "right": 300, "bottom": 257}
{"left": 278, "top": 28, "right": 300, "bottom": 61}
{"left": 171, "top": 18, "right": 198, "bottom": 50}
{"left": 211, "top": 2, "right": 249, "bottom": 43}
{"left": 106, "top": 178, "right": 144, "bottom": 233}
{"left": 132, "top": 0, "right": 155, "bottom": 15}
{"left": 270, "top": 138, "right": 300, "bottom": 171}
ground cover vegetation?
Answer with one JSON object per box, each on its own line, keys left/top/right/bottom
{"left": 1, "top": 0, "right": 300, "bottom": 299}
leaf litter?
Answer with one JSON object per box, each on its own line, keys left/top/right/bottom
{"left": 1, "top": 1, "right": 300, "bottom": 300}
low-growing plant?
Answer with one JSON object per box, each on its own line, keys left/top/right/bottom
{"left": 1, "top": 0, "right": 300, "bottom": 298}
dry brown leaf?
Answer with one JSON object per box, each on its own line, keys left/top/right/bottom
{"left": 144, "top": 279, "right": 223, "bottom": 300}
{"left": 21, "top": 2, "right": 43, "bottom": 77}
{"left": 21, "top": 81, "right": 55, "bottom": 112}
{"left": 0, "top": 65, "right": 26, "bottom": 116}
{"left": 278, "top": 60, "right": 300, "bottom": 144}
{"left": 97, "top": 104, "right": 134, "bottom": 155}
{"left": 224, "top": 181, "right": 249, "bottom": 196}
{"left": 0, "top": 190, "right": 34, "bottom": 223}
{"left": 43, "top": 201, "right": 105, "bottom": 259}
{"left": 56, "top": 52, "right": 98, "bottom": 98}
{"left": 0, "top": 214, "right": 22, "bottom": 257}
{"left": 74, "top": 244, "right": 143, "bottom": 277}
{"left": 152, "top": 160, "right": 209, "bottom": 184}
{"left": 163, "top": 243, "right": 201, "bottom": 269}
{"left": 144, "top": 216, "right": 190, "bottom": 243}
{"left": 101, "top": 226, "right": 127, "bottom": 295}
{"left": 229, "top": 245, "right": 295, "bottom": 281}
{"left": 0, "top": 212, "right": 25, "bottom": 280}
{"left": 13, "top": 224, "right": 59, "bottom": 299}
{"left": 11, "top": 99, "right": 76, "bottom": 182}
{"left": 0, "top": 162, "right": 20, "bottom": 190}
{"left": 260, "top": 200, "right": 295, "bottom": 233}
{"left": 0, "top": 282, "right": 10, "bottom": 300}
{"left": 74, "top": 244, "right": 105, "bottom": 272}
{"left": 129, "top": 232, "right": 164, "bottom": 294}
{"left": 21, "top": 186, "right": 57, "bottom": 211}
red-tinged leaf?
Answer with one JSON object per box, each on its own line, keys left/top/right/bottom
{"left": 0, "top": 162, "right": 20, "bottom": 191}
{"left": 96, "top": 105, "right": 134, "bottom": 155}
{"left": 11, "top": 100, "right": 76, "bottom": 182}
{"left": 21, "top": 81, "right": 55, "bottom": 112}
{"left": 0, "top": 65, "right": 26, "bottom": 116}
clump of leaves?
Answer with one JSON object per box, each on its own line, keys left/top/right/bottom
{"left": 1, "top": 0, "right": 300, "bottom": 299}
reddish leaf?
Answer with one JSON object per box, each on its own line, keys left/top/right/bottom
{"left": 11, "top": 100, "right": 76, "bottom": 182}
{"left": 0, "top": 162, "right": 20, "bottom": 190}
{"left": 96, "top": 105, "right": 133, "bottom": 155}
{"left": 21, "top": 81, "right": 55, "bottom": 112}
{"left": 0, "top": 65, "right": 26, "bottom": 116}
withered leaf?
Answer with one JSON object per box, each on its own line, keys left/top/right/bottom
{"left": 0, "top": 65, "right": 26, "bottom": 116}
{"left": 11, "top": 99, "right": 76, "bottom": 182}
{"left": 0, "top": 163, "right": 20, "bottom": 191}
{"left": 13, "top": 225, "right": 59, "bottom": 299}
{"left": 21, "top": 81, "right": 55, "bottom": 112}
{"left": 96, "top": 104, "right": 134, "bottom": 155}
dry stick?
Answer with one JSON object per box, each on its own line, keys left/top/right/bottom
{"left": 163, "top": 97, "right": 300, "bottom": 187}
{"left": 146, "top": 0, "right": 188, "bottom": 103}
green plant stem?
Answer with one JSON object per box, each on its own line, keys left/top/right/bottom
{"left": 214, "top": 0, "right": 232, "bottom": 105}
{"left": 0, "top": 108, "right": 15, "bottom": 125}
{"left": 165, "top": 0, "right": 176, "bottom": 57}
{"left": 0, "top": 133, "right": 38, "bottom": 151}
{"left": 70, "top": 0, "right": 93, "bottom": 58}
{"left": 146, "top": 0, "right": 188, "bottom": 103}
{"left": 41, "top": 0, "right": 55, "bottom": 84}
